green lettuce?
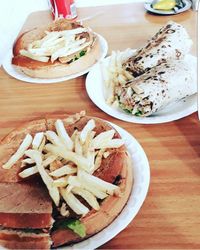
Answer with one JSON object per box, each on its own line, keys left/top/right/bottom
{"left": 54, "top": 219, "right": 86, "bottom": 238}
{"left": 134, "top": 111, "right": 142, "bottom": 116}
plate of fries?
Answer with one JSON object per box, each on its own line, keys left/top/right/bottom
{"left": 1, "top": 113, "right": 150, "bottom": 249}
{"left": 86, "top": 49, "right": 197, "bottom": 124}
{"left": 3, "top": 34, "right": 108, "bottom": 84}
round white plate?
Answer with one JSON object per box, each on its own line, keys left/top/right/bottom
{"left": 61, "top": 122, "right": 150, "bottom": 250}
{"left": 2, "top": 34, "right": 108, "bottom": 84}
{"left": 144, "top": 0, "right": 191, "bottom": 15}
{"left": 86, "top": 55, "right": 197, "bottom": 124}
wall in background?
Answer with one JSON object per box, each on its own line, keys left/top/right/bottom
{"left": 0, "top": 0, "right": 140, "bottom": 64}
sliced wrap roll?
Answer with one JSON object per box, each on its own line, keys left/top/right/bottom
{"left": 123, "top": 21, "right": 192, "bottom": 77}
{"left": 116, "top": 55, "right": 197, "bottom": 117}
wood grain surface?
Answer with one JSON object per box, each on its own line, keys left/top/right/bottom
{"left": 0, "top": 3, "right": 199, "bottom": 249}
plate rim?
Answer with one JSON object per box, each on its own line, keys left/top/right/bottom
{"left": 60, "top": 121, "right": 150, "bottom": 250}
{"left": 85, "top": 54, "right": 197, "bottom": 124}
{"left": 2, "top": 33, "right": 108, "bottom": 84}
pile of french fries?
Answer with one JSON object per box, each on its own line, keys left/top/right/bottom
{"left": 20, "top": 27, "right": 91, "bottom": 63}
{"left": 101, "top": 49, "right": 135, "bottom": 105}
{"left": 3, "top": 114, "right": 124, "bottom": 216}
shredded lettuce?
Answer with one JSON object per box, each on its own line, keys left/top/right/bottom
{"left": 118, "top": 96, "right": 143, "bottom": 116}
{"left": 79, "top": 50, "right": 86, "bottom": 57}
{"left": 73, "top": 50, "right": 86, "bottom": 61}
{"left": 134, "top": 111, "right": 142, "bottom": 116}
{"left": 54, "top": 219, "right": 86, "bottom": 238}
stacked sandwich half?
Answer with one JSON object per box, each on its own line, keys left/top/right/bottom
{"left": 0, "top": 112, "right": 132, "bottom": 249}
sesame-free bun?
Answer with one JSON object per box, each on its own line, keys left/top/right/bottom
{"left": 0, "top": 113, "right": 133, "bottom": 249}
{"left": 12, "top": 19, "right": 102, "bottom": 79}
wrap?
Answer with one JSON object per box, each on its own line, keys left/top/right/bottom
{"left": 116, "top": 55, "right": 197, "bottom": 117}
{"left": 123, "top": 21, "right": 192, "bottom": 77}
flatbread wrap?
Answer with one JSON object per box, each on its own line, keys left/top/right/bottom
{"left": 116, "top": 55, "right": 197, "bottom": 117}
{"left": 123, "top": 21, "right": 193, "bottom": 77}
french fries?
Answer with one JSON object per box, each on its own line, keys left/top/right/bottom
{"left": 94, "top": 149, "right": 106, "bottom": 172}
{"left": 60, "top": 188, "right": 89, "bottom": 215}
{"left": 72, "top": 187, "right": 100, "bottom": 210}
{"left": 5, "top": 113, "right": 124, "bottom": 217}
{"left": 78, "top": 169, "right": 119, "bottom": 196}
{"left": 19, "top": 28, "right": 91, "bottom": 63}
{"left": 80, "top": 119, "right": 95, "bottom": 144}
{"left": 55, "top": 119, "right": 73, "bottom": 151}
{"left": 32, "top": 132, "right": 44, "bottom": 150}
{"left": 25, "top": 149, "right": 60, "bottom": 206}
{"left": 44, "top": 143, "right": 91, "bottom": 172}
{"left": 101, "top": 49, "right": 135, "bottom": 104}
{"left": 20, "top": 50, "right": 49, "bottom": 62}
{"left": 19, "top": 166, "right": 38, "bottom": 178}
{"left": 45, "top": 131, "right": 64, "bottom": 147}
{"left": 49, "top": 165, "right": 77, "bottom": 177}
{"left": 90, "top": 129, "right": 115, "bottom": 148}
{"left": 3, "top": 134, "right": 33, "bottom": 169}
{"left": 53, "top": 177, "right": 68, "bottom": 188}
{"left": 60, "top": 203, "right": 70, "bottom": 217}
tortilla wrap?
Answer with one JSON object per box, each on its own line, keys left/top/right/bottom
{"left": 116, "top": 55, "right": 197, "bottom": 116}
{"left": 123, "top": 21, "right": 192, "bottom": 77}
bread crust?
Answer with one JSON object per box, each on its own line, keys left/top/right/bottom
{"left": 0, "top": 114, "right": 133, "bottom": 249}
{"left": 0, "top": 229, "right": 51, "bottom": 249}
{"left": 51, "top": 155, "right": 132, "bottom": 247}
{"left": 0, "top": 119, "right": 47, "bottom": 183}
{"left": 12, "top": 20, "right": 102, "bottom": 78}
{"left": 0, "top": 182, "right": 52, "bottom": 229}
{"left": 45, "top": 114, "right": 133, "bottom": 247}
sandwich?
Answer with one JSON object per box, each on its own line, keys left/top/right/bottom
{"left": 115, "top": 57, "right": 197, "bottom": 116}
{"left": 101, "top": 21, "right": 196, "bottom": 117}
{"left": 0, "top": 111, "right": 133, "bottom": 249}
{"left": 12, "top": 19, "right": 101, "bottom": 78}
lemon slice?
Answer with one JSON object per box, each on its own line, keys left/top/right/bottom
{"left": 152, "top": 0, "right": 176, "bottom": 10}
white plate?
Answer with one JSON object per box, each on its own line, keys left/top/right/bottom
{"left": 2, "top": 34, "right": 108, "bottom": 84}
{"left": 86, "top": 55, "right": 197, "bottom": 124}
{"left": 61, "top": 122, "right": 150, "bottom": 250}
{"left": 144, "top": 0, "right": 192, "bottom": 15}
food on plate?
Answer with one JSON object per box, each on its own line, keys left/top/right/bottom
{"left": 0, "top": 111, "right": 133, "bottom": 249}
{"left": 0, "top": 183, "right": 52, "bottom": 249}
{"left": 152, "top": 0, "right": 185, "bottom": 11}
{"left": 115, "top": 58, "right": 197, "bottom": 116}
{"left": 101, "top": 49, "right": 136, "bottom": 105}
{"left": 152, "top": 0, "right": 176, "bottom": 10}
{"left": 12, "top": 19, "right": 101, "bottom": 78}
{"left": 101, "top": 21, "right": 196, "bottom": 117}
{"left": 123, "top": 21, "right": 192, "bottom": 77}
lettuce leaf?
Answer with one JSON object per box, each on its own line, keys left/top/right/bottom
{"left": 54, "top": 219, "right": 86, "bottom": 238}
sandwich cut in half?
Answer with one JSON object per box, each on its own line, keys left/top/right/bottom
{"left": 12, "top": 19, "right": 101, "bottom": 78}
{"left": 0, "top": 111, "right": 133, "bottom": 249}
{"left": 102, "top": 21, "right": 196, "bottom": 117}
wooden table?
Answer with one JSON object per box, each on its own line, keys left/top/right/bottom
{"left": 0, "top": 2, "right": 199, "bottom": 249}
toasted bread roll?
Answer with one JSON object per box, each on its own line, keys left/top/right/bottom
{"left": 12, "top": 19, "right": 102, "bottom": 78}
{"left": 0, "top": 113, "right": 133, "bottom": 249}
